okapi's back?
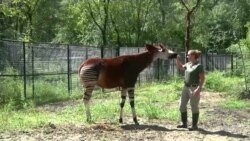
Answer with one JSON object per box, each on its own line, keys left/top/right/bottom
{"left": 79, "top": 57, "right": 127, "bottom": 88}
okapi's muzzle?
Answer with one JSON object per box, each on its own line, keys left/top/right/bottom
{"left": 168, "top": 53, "right": 178, "bottom": 59}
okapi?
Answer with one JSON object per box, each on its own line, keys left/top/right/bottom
{"left": 79, "top": 44, "right": 177, "bottom": 125}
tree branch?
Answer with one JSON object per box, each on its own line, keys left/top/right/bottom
{"left": 179, "top": 0, "right": 190, "bottom": 11}
{"left": 190, "top": 0, "right": 202, "bottom": 13}
{"left": 86, "top": 1, "right": 103, "bottom": 32}
{"left": 103, "top": 0, "right": 110, "bottom": 33}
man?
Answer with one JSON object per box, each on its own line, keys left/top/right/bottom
{"left": 175, "top": 50, "right": 205, "bottom": 131}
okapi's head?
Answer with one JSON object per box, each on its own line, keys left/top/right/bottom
{"left": 145, "top": 44, "right": 178, "bottom": 60}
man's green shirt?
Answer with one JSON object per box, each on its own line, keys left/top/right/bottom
{"left": 184, "top": 62, "right": 204, "bottom": 85}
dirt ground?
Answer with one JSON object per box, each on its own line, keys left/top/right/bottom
{"left": 0, "top": 92, "right": 249, "bottom": 141}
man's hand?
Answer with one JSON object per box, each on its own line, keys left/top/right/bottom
{"left": 193, "top": 87, "right": 201, "bottom": 97}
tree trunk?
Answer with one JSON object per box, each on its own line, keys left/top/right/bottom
{"left": 87, "top": 0, "right": 110, "bottom": 58}
{"left": 179, "top": 0, "right": 202, "bottom": 62}
{"left": 110, "top": 14, "right": 122, "bottom": 47}
{"left": 136, "top": 1, "right": 142, "bottom": 47}
{"left": 157, "top": 0, "right": 166, "bottom": 26}
{"left": 185, "top": 12, "right": 191, "bottom": 62}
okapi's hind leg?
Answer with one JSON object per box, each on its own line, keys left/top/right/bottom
{"left": 119, "top": 88, "right": 127, "bottom": 124}
{"left": 128, "top": 88, "right": 139, "bottom": 125}
{"left": 83, "top": 85, "right": 95, "bottom": 123}
{"left": 79, "top": 65, "right": 98, "bottom": 123}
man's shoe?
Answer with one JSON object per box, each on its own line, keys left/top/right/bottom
{"left": 188, "top": 125, "right": 198, "bottom": 131}
{"left": 189, "top": 113, "right": 199, "bottom": 131}
{"left": 177, "top": 124, "right": 187, "bottom": 128}
{"left": 177, "top": 112, "right": 187, "bottom": 128}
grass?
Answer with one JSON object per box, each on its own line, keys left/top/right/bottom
{"left": 206, "top": 71, "right": 250, "bottom": 109}
{"left": 220, "top": 98, "right": 250, "bottom": 109}
{"left": 0, "top": 78, "right": 183, "bottom": 131}
{"left": 1, "top": 71, "right": 250, "bottom": 131}
{"left": 90, "top": 80, "right": 182, "bottom": 121}
{"left": 0, "top": 107, "right": 86, "bottom": 131}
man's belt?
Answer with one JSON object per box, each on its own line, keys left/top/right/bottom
{"left": 184, "top": 83, "right": 198, "bottom": 87}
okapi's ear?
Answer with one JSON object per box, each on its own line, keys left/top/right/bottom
{"left": 159, "top": 43, "right": 164, "bottom": 48}
{"left": 158, "top": 43, "right": 166, "bottom": 52}
{"left": 145, "top": 44, "right": 157, "bottom": 52}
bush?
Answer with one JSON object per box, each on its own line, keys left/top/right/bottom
{"left": 0, "top": 67, "right": 23, "bottom": 110}
{"left": 32, "top": 80, "right": 69, "bottom": 105}
{"left": 205, "top": 71, "right": 243, "bottom": 94}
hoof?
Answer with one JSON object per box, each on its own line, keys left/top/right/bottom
{"left": 119, "top": 118, "right": 123, "bottom": 124}
{"left": 134, "top": 122, "right": 139, "bottom": 125}
{"left": 86, "top": 118, "right": 94, "bottom": 124}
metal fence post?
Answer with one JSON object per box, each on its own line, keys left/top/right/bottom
{"left": 157, "top": 59, "right": 160, "bottom": 80}
{"left": 67, "top": 44, "right": 71, "bottom": 95}
{"left": 23, "top": 41, "right": 26, "bottom": 99}
{"left": 101, "top": 45, "right": 104, "bottom": 58}
{"left": 231, "top": 53, "right": 234, "bottom": 73}
{"left": 138, "top": 47, "right": 141, "bottom": 86}
{"left": 116, "top": 46, "right": 119, "bottom": 56}
{"left": 85, "top": 47, "right": 88, "bottom": 60}
{"left": 32, "top": 43, "right": 35, "bottom": 98}
{"left": 205, "top": 51, "right": 208, "bottom": 71}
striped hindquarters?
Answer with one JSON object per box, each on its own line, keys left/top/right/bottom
{"left": 79, "top": 64, "right": 99, "bottom": 88}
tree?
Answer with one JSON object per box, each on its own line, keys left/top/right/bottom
{"left": 1, "top": 0, "right": 250, "bottom": 53}
{"left": 179, "top": 0, "right": 202, "bottom": 62}
{"left": 0, "top": 0, "right": 40, "bottom": 41}
{"left": 193, "top": 0, "right": 250, "bottom": 51}
{"left": 86, "top": 0, "right": 110, "bottom": 57}
{"left": 32, "top": 0, "right": 61, "bottom": 42}
{"left": 227, "top": 22, "right": 250, "bottom": 98}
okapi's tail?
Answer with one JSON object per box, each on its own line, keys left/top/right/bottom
{"left": 78, "top": 62, "right": 85, "bottom": 75}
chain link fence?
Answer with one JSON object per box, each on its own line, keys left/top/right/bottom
{"left": 0, "top": 40, "right": 235, "bottom": 101}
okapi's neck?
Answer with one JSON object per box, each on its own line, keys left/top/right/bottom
{"left": 133, "top": 52, "right": 155, "bottom": 74}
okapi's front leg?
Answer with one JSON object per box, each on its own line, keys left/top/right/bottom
{"left": 128, "top": 88, "right": 139, "bottom": 125}
{"left": 119, "top": 89, "right": 127, "bottom": 123}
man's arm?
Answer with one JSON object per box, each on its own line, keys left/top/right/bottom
{"left": 197, "top": 72, "right": 205, "bottom": 90}
{"left": 176, "top": 55, "right": 185, "bottom": 71}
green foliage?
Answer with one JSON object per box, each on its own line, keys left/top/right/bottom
{"left": 193, "top": 0, "right": 250, "bottom": 49}
{"left": 226, "top": 23, "right": 250, "bottom": 95}
{"left": 227, "top": 22, "right": 250, "bottom": 53}
{"left": 53, "top": 0, "right": 98, "bottom": 44}
{"left": 245, "top": 22, "right": 250, "bottom": 45}
{"left": 1, "top": 0, "right": 248, "bottom": 49}
{"left": 227, "top": 43, "right": 250, "bottom": 76}
{"left": 32, "top": 0, "right": 61, "bottom": 42}
{"left": 205, "top": 71, "right": 243, "bottom": 93}
{"left": 0, "top": 0, "right": 41, "bottom": 41}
